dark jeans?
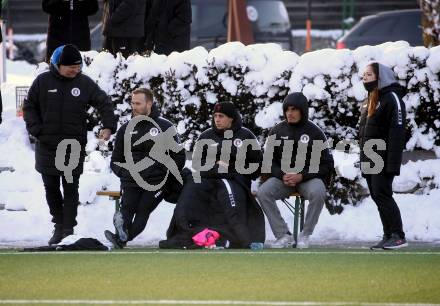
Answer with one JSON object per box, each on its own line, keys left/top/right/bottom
{"left": 42, "top": 174, "right": 80, "bottom": 231}
{"left": 365, "top": 173, "right": 405, "bottom": 239}
{"left": 108, "top": 37, "right": 144, "bottom": 58}
{"left": 121, "top": 187, "right": 164, "bottom": 241}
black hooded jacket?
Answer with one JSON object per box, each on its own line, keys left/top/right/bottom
{"left": 110, "top": 105, "right": 186, "bottom": 188}
{"left": 267, "top": 93, "right": 334, "bottom": 185}
{"left": 43, "top": 0, "right": 99, "bottom": 60}
{"left": 23, "top": 63, "right": 117, "bottom": 176}
{"left": 359, "top": 63, "right": 407, "bottom": 176}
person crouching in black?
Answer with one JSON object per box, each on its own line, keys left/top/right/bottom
{"left": 359, "top": 62, "right": 408, "bottom": 250}
{"left": 105, "top": 88, "right": 186, "bottom": 248}
{"left": 160, "top": 102, "right": 265, "bottom": 249}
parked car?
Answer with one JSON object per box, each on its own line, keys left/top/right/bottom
{"left": 90, "top": 0, "right": 293, "bottom": 52}
{"left": 336, "top": 9, "right": 423, "bottom": 49}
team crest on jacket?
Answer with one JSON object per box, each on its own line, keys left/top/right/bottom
{"left": 233, "top": 139, "right": 243, "bottom": 148}
{"left": 300, "top": 134, "right": 310, "bottom": 144}
{"left": 71, "top": 88, "right": 81, "bottom": 97}
{"left": 149, "top": 127, "right": 159, "bottom": 136}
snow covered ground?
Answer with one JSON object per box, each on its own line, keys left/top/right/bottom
{"left": 0, "top": 58, "right": 439, "bottom": 248}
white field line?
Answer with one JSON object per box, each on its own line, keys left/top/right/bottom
{"left": 0, "top": 251, "right": 439, "bottom": 255}
{"left": 0, "top": 300, "right": 439, "bottom": 306}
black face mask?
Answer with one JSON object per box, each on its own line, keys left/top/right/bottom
{"left": 363, "top": 80, "right": 378, "bottom": 92}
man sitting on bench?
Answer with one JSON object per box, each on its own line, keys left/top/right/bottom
{"left": 105, "top": 88, "right": 185, "bottom": 248}
{"left": 160, "top": 102, "right": 265, "bottom": 249}
{"left": 256, "top": 93, "right": 334, "bottom": 249}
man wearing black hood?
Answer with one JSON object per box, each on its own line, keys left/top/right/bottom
{"left": 105, "top": 88, "right": 186, "bottom": 248}
{"left": 257, "top": 93, "right": 334, "bottom": 249}
{"left": 23, "top": 44, "right": 117, "bottom": 245}
{"left": 160, "top": 102, "right": 265, "bottom": 249}
{"left": 359, "top": 62, "right": 407, "bottom": 250}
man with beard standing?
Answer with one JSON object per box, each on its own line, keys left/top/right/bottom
{"left": 23, "top": 44, "right": 117, "bottom": 245}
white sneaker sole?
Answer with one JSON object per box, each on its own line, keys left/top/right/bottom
{"left": 383, "top": 242, "right": 408, "bottom": 250}
{"left": 296, "top": 244, "right": 309, "bottom": 249}
{"left": 270, "top": 243, "right": 294, "bottom": 249}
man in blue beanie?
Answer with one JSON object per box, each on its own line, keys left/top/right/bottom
{"left": 23, "top": 44, "right": 117, "bottom": 245}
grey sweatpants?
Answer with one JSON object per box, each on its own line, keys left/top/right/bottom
{"left": 256, "top": 177, "right": 326, "bottom": 238}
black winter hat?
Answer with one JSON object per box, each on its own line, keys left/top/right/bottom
{"left": 58, "top": 44, "right": 82, "bottom": 66}
{"left": 213, "top": 102, "right": 237, "bottom": 119}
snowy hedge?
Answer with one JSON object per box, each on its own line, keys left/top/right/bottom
{"left": 80, "top": 41, "right": 440, "bottom": 208}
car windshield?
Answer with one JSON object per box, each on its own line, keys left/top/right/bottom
{"left": 250, "top": 1, "right": 291, "bottom": 33}
{"left": 192, "top": 0, "right": 291, "bottom": 37}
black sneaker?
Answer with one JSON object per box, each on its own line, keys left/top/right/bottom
{"left": 383, "top": 233, "right": 408, "bottom": 250}
{"left": 370, "top": 235, "right": 390, "bottom": 250}
{"left": 48, "top": 225, "right": 63, "bottom": 246}
{"left": 104, "top": 230, "right": 125, "bottom": 249}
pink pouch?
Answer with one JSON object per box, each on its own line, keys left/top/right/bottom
{"left": 192, "top": 228, "right": 220, "bottom": 248}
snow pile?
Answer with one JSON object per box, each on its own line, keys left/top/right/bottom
{"left": 1, "top": 45, "right": 440, "bottom": 247}
{"left": 80, "top": 42, "right": 440, "bottom": 156}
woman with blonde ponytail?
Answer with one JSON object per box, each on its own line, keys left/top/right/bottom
{"left": 358, "top": 62, "right": 408, "bottom": 250}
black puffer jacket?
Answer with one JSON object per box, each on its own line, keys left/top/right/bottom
{"left": 192, "top": 113, "right": 263, "bottom": 188}
{"left": 23, "top": 64, "right": 117, "bottom": 175}
{"left": 110, "top": 105, "right": 186, "bottom": 188}
{"left": 359, "top": 63, "right": 407, "bottom": 176}
{"left": 43, "top": 0, "right": 99, "bottom": 60}
{"left": 104, "top": 0, "right": 146, "bottom": 38}
{"left": 268, "top": 93, "right": 334, "bottom": 186}
{"left": 145, "top": 0, "right": 191, "bottom": 55}
{"left": 161, "top": 113, "right": 265, "bottom": 249}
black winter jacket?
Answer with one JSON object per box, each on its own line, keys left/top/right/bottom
{"left": 23, "top": 64, "right": 117, "bottom": 175}
{"left": 43, "top": 0, "right": 98, "bottom": 60}
{"left": 110, "top": 105, "right": 186, "bottom": 188}
{"left": 104, "top": 0, "right": 146, "bottom": 38}
{"left": 359, "top": 64, "right": 407, "bottom": 176}
{"left": 268, "top": 95, "right": 334, "bottom": 186}
{"left": 145, "top": 0, "right": 191, "bottom": 55}
{"left": 192, "top": 115, "right": 263, "bottom": 188}
{"left": 162, "top": 115, "right": 265, "bottom": 249}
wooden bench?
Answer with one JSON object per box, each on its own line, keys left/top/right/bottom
{"left": 96, "top": 190, "right": 121, "bottom": 211}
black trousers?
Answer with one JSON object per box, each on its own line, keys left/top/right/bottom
{"left": 41, "top": 174, "right": 80, "bottom": 230}
{"left": 365, "top": 173, "right": 405, "bottom": 239}
{"left": 121, "top": 187, "right": 164, "bottom": 241}
{"left": 108, "top": 37, "right": 144, "bottom": 58}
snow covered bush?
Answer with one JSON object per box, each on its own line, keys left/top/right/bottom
{"left": 80, "top": 41, "right": 440, "bottom": 208}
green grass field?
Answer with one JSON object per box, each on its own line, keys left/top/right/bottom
{"left": 0, "top": 248, "right": 439, "bottom": 306}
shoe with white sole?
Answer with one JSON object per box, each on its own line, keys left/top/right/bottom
{"left": 271, "top": 234, "right": 294, "bottom": 248}
{"left": 296, "top": 233, "right": 310, "bottom": 249}
{"left": 382, "top": 233, "right": 408, "bottom": 250}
